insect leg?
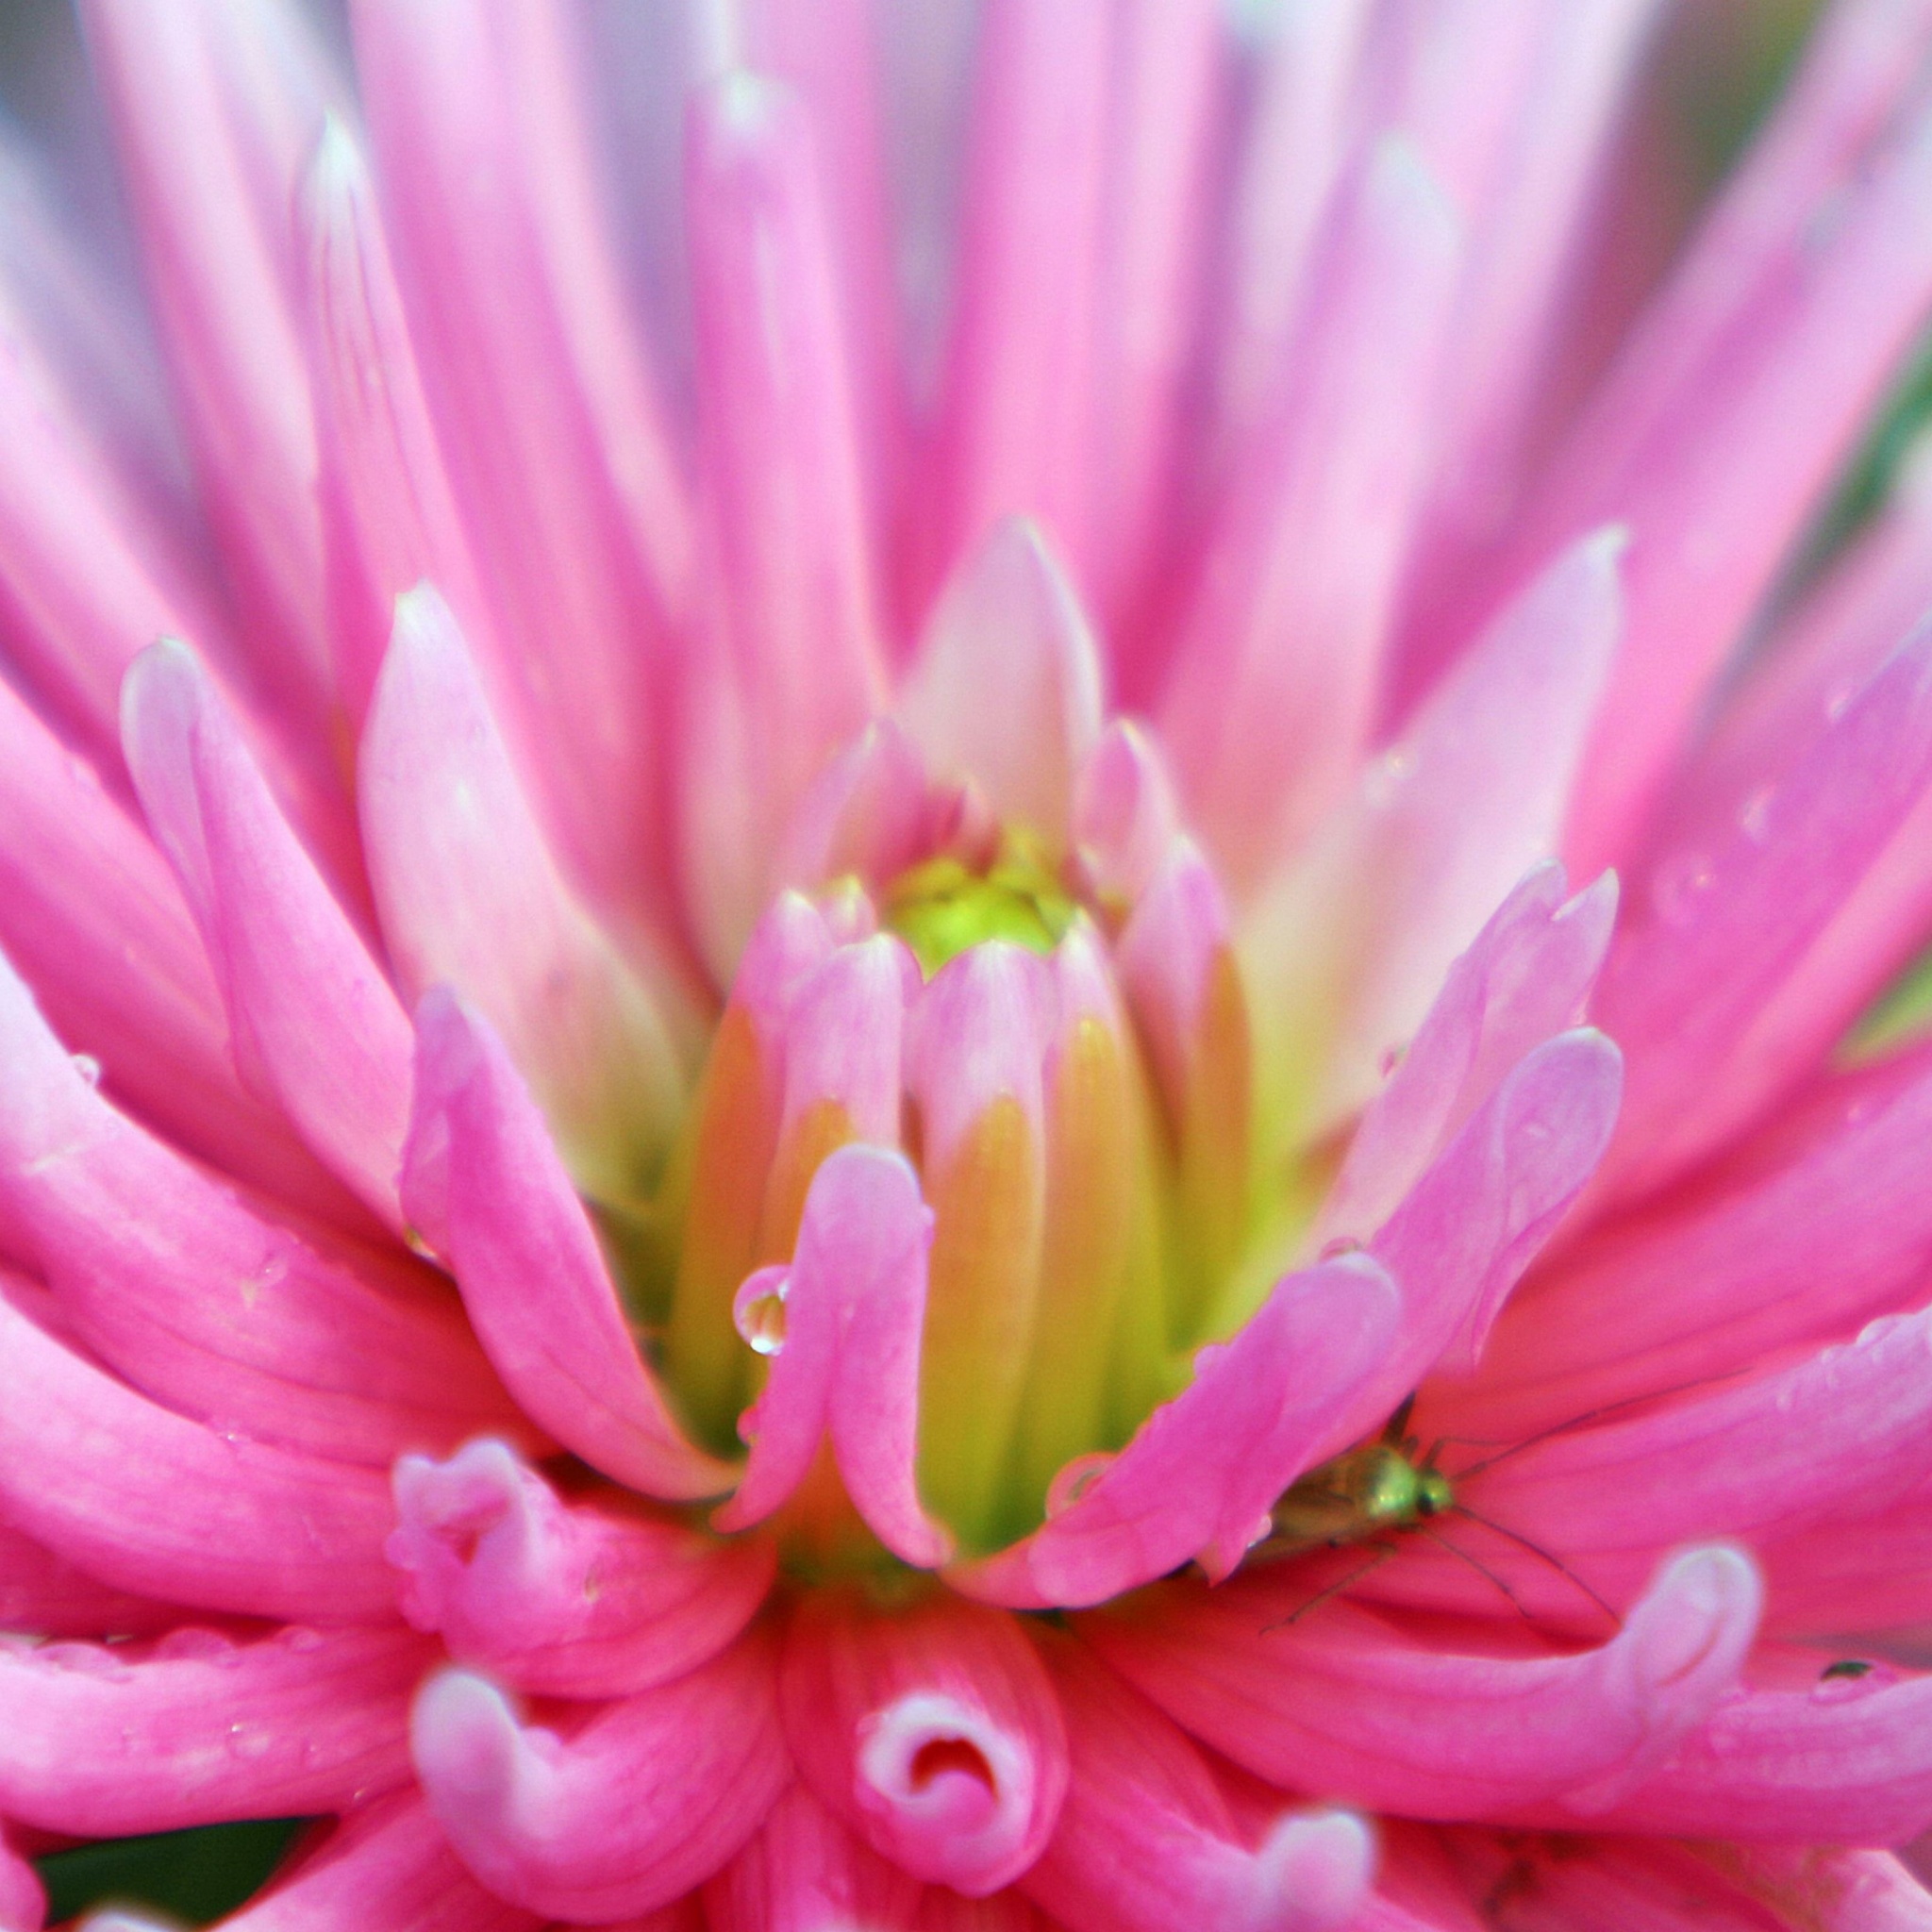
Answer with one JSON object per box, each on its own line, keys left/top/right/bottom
{"left": 1452, "top": 1504, "right": 1622, "bottom": 1632}
{"left": 1260, "top": 1541, "right": 1400, "bottom": 1635}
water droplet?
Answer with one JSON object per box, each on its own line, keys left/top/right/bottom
{"left": 227, "top": 1723, "right": 273, "bottom": 1759}
{"left": 71, "top": 1053, "right": 102, "bottom": 1087}
{"left": 1361, "top": 748, "right": 1413, "bottom": 810}
{"left": 733, "top": 1267, "right": 791, "bottom": 1356}
{"left": 1045, "top": 1453, "right": 1114, "bottom": 1518}
{"left": 283, "top": 1627, "right": 324, "bottom": 1653}
{"left": 1737, "top": 786, "right": 1774, "bottom": 841}
{"left": 1650, "top": 851, "right": 1716, "bottom": 926}
{"left": 1320, "top": 1236, "right": 1363, "bottom": 1261}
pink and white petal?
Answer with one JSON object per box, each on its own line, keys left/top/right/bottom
{"left": 1024, "top": 1640, "right": 1374, "bottom": 1932}
{"left": 0, "top": 1294, "right": 396, "bottom": 1623}
{"left": 0, "top": 1521, "right": 181, "bottom": 1640}
{"left": 1242, "top": 530, "right": 1623, "bottom": 1142}
{"left": 952, "top": 1254, "right": 1399, "bottom": 1609}
{"left": 1160, "top": 138, "right": 1463, "bottom": 888}
{"left": 687, "top": 71, "right": 886, "bottom": 808}
{"left": 0, "top": 1626, "right": 424, "bottom": 1837}
{"left": 1314, "top": 865, "right": 1618, "bottom": 1249}
{"left": 1560, "top": 1658, "right": 1932, "bottom": 1841}
{"left": 772, "top": 720, "right": 934, "bottom": 900}
{"left": 391, "top": 1439, "right": 773, "bottom": 1699}
{"left": 361, "top": 586, "right": 688, "bottom": 1206}
{"left": 79, "top": 0, "right": 338, "bottom": 733}
{"left": 702, "top": 1784, "right": 923, "bottom": 1932}
{"left": 1070, "top": 722, "right": 1182, "bottom": 913}
{"left": 1087, "top": 1545, "right": 1760, "bottom": 1820}
{"left": 411, "top": 1637, "right": 790, "bottom": 1923}
{"left": 300, "top": 119, "right": 493, "bottom": 730}
{"left": 781, "top": 1589, "right": 1068, "bottom": 1896}
{"left": 922, "top": 0, "right": 1111, "bottom": 601}
{"left": 0, "top": 683, "right": 355, "bottom": 1226}
{"left": 1595, "top": 625, "right": 1932, "bottom": 1202}
{"left": 401, "top": 990, "right": 732, "bottom": 1502}
{"left": 349, "top": 0, "right": 689, "bottom": 930}
{"left": 898, "top": 519, "right": 1104, "bottom": 846}
{"left": 121, "top": 640, "right": 414, "bottom": 1228}
{"left": 0, "top": 953, "right": 528, "bottom": 1467}
{"left": 221, "top": 1794, "right": 541, "bottom": 1932}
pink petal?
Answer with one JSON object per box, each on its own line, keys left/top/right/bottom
{"left": 1314, "top": 863, "right": 1618, "bottom": 1250}
{"left": 953, "top": 1253, "right": 1400, "bottom": 1608}
{"left": 1084, "top": 0, "right": 1223, "bottom": 632}
{"left": 121, "top": 639, "right": 414, "bottom": 1229}
{"left": 1566, "top": 1654, "right": 1932, "bottom": 1841}
{"left": 411, "top": 1636, "right": 790, "bottom": 1922}
{"left": 1024, "top": 1639, "right": 1374, "bottom": 1932}
{"left": 1550, "top": 29, "right": 1932, "bottom": 874}
{"left": 0, "top": 950, "right": 528, "bottom": 1467}
{"left": 686, "top": 71, "right": 885, "bottom": 805}
{"left": 0, "top": 1625, "right": 424, "bottom": 1837}
{"left": 1595, "top": 625, "right": 1932, "bottom": 1201}
{"left": 1069, "top": 721, "right": 1182, "bottom": 912}
{"left": 780, "top": 1589, "right": 1068, "bottom": 1896}
{"left": 1355, "top": 1025, "right": 1623, "bottom": 1397}
{"left": 1160, "top": 137, "right": 1463, "bottom": 888}
{"left": 923, "top": 0, "right": 1111, "bottom": 597}
{"left": 0, "top": 1521, "right": 180, "bottom": 1640}
{"left": 0, "top": 680, "right": 355, "bottom": 1224}
{"left": 0, "top": 1293, "right": 396, "bottom": 1623}
{"left": 1457, "top": 1043, "right": 1932, "bottom": 1440}
{"left": 1089, "top": 1545, "right": 1760, "bottom": 1819}
{"left": 898, "top": 518, "right": 1105, "bottom": 845}
{"left": 1457, "top": 1307, "right": 1932, "bottom": 1615}
{"left": 221, "top": 1794, "right": 541, "bottom": 1932}
{"left": 400, "top": 989, "right": 732, "bottom": 1502}
{"left": 714, "top": 1145, "right": 951, "bottom": 1570}
{"left": 360, "top": 585, "right": 688, "bottom": 1205}
{"left": 390, "top": 1438, "right": 773, "bottom": 1699}
{"left": 1244, "top": 530, "right": 1624, "bottom": 1141}
{"left": 772, "top": 720, "right": 935, "bottom": 898}
{"left": 349, "top": 0, "right": 689, "bottom": 927}
{"left": 80, "top": 0, "right": 337, "bottom": 735}
{"left": 300, "top": 118, "right": 493, "bottom": 729}
{"left": 0, "top": 1827, "right": 42, "bottom": 1932}
{"left": 702, "top": 1784, "right": 922, "bottom": 1932}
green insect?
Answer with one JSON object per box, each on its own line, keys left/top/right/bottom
{"left": 1253, "top": 1396, "right": 1617, "bottom": 1631}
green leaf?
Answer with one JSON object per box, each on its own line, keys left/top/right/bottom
{"left": 36, "top": 1819, "right": 309, "bottom": 1927}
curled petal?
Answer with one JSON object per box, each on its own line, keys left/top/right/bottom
{"left": 401, "top": 989, "right": 731, "bottom": 1501}
{"left": 389, "top": 1439, "right": 774, "bottom": 1698}
{"left": 954, "top": 1253, "right": 1401, "bottom": 1608}
{"left": 411, "top": 1636, "right": 789, "bottom": 1923}
{"left": 1089, "top": 1545, "right": 1762, "bottom": 1819}
{"left": 0, "top": 1521, "right": 179, "bottom": 1640}
{"left": 715, "top": 1145, "right": 951, "bottom": 1569}
{"left": 0, "top": 1626, "right": 423, "bottom": 1837}
{"left": 0, "top": 1292, "right": 395, "bottom": 1623}
{"left": 1070, "top": 721, "right": 1182, "bottom": 911}
{"left": 1024, "top": 1641, "right": 1374, "bottom": 1932}
{"left": 781, "top": 1589, "right": 1068, "bottom": 1896}
{"left": 121, "top": 639, "right": 413, "bottom": 1228}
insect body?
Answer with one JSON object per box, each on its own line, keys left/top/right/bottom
{"left": 1259, "top": 1399, "right": 1452, "bottom": 1559}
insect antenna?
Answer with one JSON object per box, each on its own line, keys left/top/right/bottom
{"left": 1416, "top": 1523, "right": 1538, "bottom": 1626}
{"left": 1447, "top": 1368, "right": 1755, "bottom": 1481}
{"left": 1452, "top": 1503, "right": 1622, "bottom": 1632}
{"left": 1260, "top": 1540, "right": 1399, "bottom": 1635}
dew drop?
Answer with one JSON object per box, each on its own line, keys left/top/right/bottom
{"left": 1320, "top": 1236, "right": 1363, "bottom": 1260}
{"left": 1650, "top": 851, "right": 1716, "bottom": 925}
{"left": 71, "top": 1053, "right": 102, "bottom": 1087}
{"left": 1738, "top": 786, "right": 1774, "bottom": 841}
{"left": 733, "top": 1268, "right": 791, "bottom": 1357}
{"left": 1045, "top": 1452, "right": 1114, "bottom": 1518}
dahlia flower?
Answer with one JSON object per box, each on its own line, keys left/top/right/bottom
{"left": 8, "top": 0, "right": 1932, "bottom": 1926}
